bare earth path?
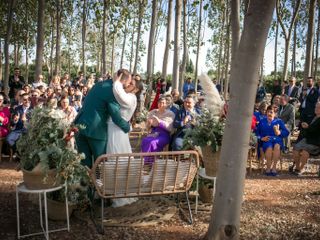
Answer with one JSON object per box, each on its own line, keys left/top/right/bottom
{"left": 1, "top": 160, "right": 319, "bottom": 240}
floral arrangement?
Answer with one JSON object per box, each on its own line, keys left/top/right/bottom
{"left": 183, "top": 108, "right": 225, "bottom": 152}
{"left": 16, "top": 107, "right": 89, "bottom": 205}
{"left": 183, "top": 73, "right": 225, "bottom": 152}
{"left": 135, "top": 108, "right": 148, "bottom": 123}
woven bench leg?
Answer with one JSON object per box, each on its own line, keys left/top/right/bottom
{"left": 185, "top": 191, "right": 193, "bottom": 224}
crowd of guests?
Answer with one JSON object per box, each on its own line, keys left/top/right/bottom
{"left": 254, "top": 76, "right": 320, "bottom": 176}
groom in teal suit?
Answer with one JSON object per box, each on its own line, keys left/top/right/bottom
{"left": 74, "top": 69, "right": 131, "bottom": 168}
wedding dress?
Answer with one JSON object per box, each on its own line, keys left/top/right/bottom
{"left": 106, "top": 81, "right": 138, "bottom": 207}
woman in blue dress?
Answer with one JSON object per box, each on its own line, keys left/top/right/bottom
{"left": 256, "top": 105, "right": 289, "bottom": 176}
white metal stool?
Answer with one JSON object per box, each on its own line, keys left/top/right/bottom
{"left": 16, "top": 182, "right": 70, "bottom": 239}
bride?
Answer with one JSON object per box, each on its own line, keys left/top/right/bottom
{"left": 107, "top": 72, "right": 143, "bottom": 207}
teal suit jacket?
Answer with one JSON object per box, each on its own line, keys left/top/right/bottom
{"left": 74, "top": 80, "right": 130, "bottom": 140}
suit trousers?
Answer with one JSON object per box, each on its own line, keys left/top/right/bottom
{"left": 75, "top": 133, "right": 107, "bottom": 168}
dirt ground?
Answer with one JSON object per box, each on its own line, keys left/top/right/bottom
{"left": 1, "top": 157, "right": 319, "bottom": 240}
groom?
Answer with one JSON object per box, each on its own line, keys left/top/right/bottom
{"left": 74, "top": 69, "right": 132, "bottom": 168}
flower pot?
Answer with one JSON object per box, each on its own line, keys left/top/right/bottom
{"left": 198, "top": 185, "right": 213, "bottom": 203}
{"left": 22, "top": 168, "right": 59, "bottom": 190}
{"left": 47, "top": 198, "right": 74, "bottom": 221}
{"left": 201, "top": 146, "right": 220, "bottom": 177}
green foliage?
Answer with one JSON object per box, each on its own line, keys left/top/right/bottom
{"left": 183, "top": 108, "right": 225, "bottom": 152}
{"left": 16, "top": 107, "right": 89, "bottom": 204}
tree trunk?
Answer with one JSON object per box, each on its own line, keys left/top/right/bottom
{"left": 194, "top": 0, "right": 203, "bottom": 91}
{"left": 49, "top": 13, "right": 55, "bottom": 79}
{"left": 55, "top": 0, "right": 61, "bottom": 76}
{"left": 304, "top": 0, "right": 316, "bottom": 84}
{"left": 230, "top": 0, "right": 240, "bottom": 67}
{"left": 35, "top": 0, "right": 45, "bottom": 80}
{"left": 111, "top": 34, "right": 115, "bottom": 76}
{"left": 172, "top": 0, "right": 182, "bottom": 90}
{"left": 0, "top": 40, "right": 3, "bottom": 84}
{"left": 179, "top": 0, "right": 188, "bottom": 95}
{"left": 14, "top": 43, "right": 18, "bottom": 67}
{"left": 206, "top": 1, "right": 275, "bottom": 239}
{"left": 146, "top": 0, "right": 158, "bottom": 85}
{"left": 120, "top": 17, "right": 128, "bottom": 69}
{"left": 217, "top": 7, "right": 226, "bottom": 84}
{"left": 82, "top": 0, "right": 87, "bottom": 75}
{"left": 162, "top": 0, "right": 173, "bottom": 79}
{"left": 314, "top": 3, "right": 320, "bottom": 77}
{"left": 129, "top": 17, "right": 135, "bottom": 72}
{"left": 276, "top": 0, "right": 301, "bottom": 82}
{"left": 223, "top": 14, "right": 231, "bottom": 101}
{"left": 25, "top": 25, "right": 29, "bottom": 83}
{"left": 274, "top": 20, "right": 278, "bottom": 80}
{"left": 292, "top": 21, "right": 297, "bottom": 76}
{"left": 133, "top": 1, "right": 145, "bottom": 74}
{"left": 102, "top": 0, "right": 107, "bottom": 75}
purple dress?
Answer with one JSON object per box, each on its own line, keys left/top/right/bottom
{"left": 141, "top": 109, "right": 175, "bottom": 164}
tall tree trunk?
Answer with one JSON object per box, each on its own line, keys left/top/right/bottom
{"left": 4, "top": 0, "right": 17, "bottom": 95}
{"left": 102, "top": 0, "right": 107, "bottom": 75}
{"left": 146, "top": 0, "right": 158, "bottom": 85}
{"left": 82, "top": 0, "right": 87, "bottom": 75}
{"left": 144, "top": 0, "right": 158, "bottom": 109}
{"left": 49, "top": 13, "right": 55, "bottom": 79}
{"left": 223, "top": 15, "right": 231, "bottom": 100}
{"left": 206, "top": 1, "right": 275, "bottom": 239}
{"left": 129, "top": 17, "right": 135, "bottom": 72}
{"left": 274, "top": 20, "right": 278, "bottom": 80}
{"left": 260, "top": 54, "right": 264, "bottom": 82}
{"left": 292, "top": 21, "right": 297, "bottom": 76}
{"left": 194, "top": 0, "right": 203, "bottom": 91}
{"left": 110, "top": 34, "right": 115, "bottom": 76}
{"left": 55, "top": 0, "right": 61, "bottom": 76}
{"left": 231, "top": 0, "right": 240, "bottom": 63}
{"left": 304, "top": 0, "right": 316, "bottom": 84}
{"left": 133, "top": 1, "right": 145, "bottom": 74}
{"left": 25, "top": 25, "right": 29, "bottom": 83}
{"left": 120, "top": 17, "right": 128, "bottom": 69}
{"left": 217, "top": 7, "right": 226, "bottom": 84}
{"left": 276, "top": 0, "right": 301, "bottom": 82}
{"left": 14, "top": 43, "right": 18, "bottom": 67}
{"left": 179, "top": 0, "right": 188, "bottom": 95}
{"left": 172, "top": 0, "right": 182, "bottom": 90}
{"left": 314, "top": 3, "right": 320, "bottom": 77}
{"left": 35, "top": 0, "right": 45, "bottom": 80}
{"left": 162, "top": 0, "right": 173, "bottom": 79}
{"left": 0, "top": 40, "right": 3, "bottom": 84}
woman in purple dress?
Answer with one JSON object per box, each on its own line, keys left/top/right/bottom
{"left": 141, "top": 96, "right": 175, "bottom": 164}
{"left": 256, "top": 105, "right": 289, "bottom": 176}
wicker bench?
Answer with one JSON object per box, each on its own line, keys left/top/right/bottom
{"left": 306, "top": 154, "right": 320, "bottom": 176}
{"left": 90, "top": 150, "right": 199, "bottom": 232}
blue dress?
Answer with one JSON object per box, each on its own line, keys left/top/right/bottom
{"left": 255, "top": 117, "right": 289, "bottom": 152}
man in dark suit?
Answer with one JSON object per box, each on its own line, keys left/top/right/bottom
{"left": 279, "top": 94, "right": 295, "bottom": 152}
{"left": 9, "top": 67, "right": 25, "bottom": 99}
{"left": 299, "top": 77, "right": 319, "bottom": 125}
{"left": 284, "top": 76, "right": 299, "bottom": 104}
{"left": 74, "top": 69, "right": 131, "bottom": 168}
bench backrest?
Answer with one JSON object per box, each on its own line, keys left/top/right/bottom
{"left": 91, "top": 151, "right": 199, "bottom": 199}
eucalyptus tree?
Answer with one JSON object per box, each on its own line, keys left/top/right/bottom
{"left": 314, "top": 2, "right": 320, "bottom": 77}
{"left": 172, "top": 0, "right": 182, "bottom": 90}
{"left": 304, "top": 0, "right": 316, "bottom": 83}
{"left": 54, "top": 0, "right": 62, "bottom": 76}
{"left": 276, "top": 0, "right": 301, "bottom": 82}
{"left": 133, "top": 0, "right": 147, "bottom": 74}
{"left": 35, "top": 0, "right": 46, "bottom": 79}
{"left": 206, "top": 0, "right": 275, "bottom": 239}
{"left": 162, "top": 0, "right": 173, "bottom": 79}
{"left": 4, "top": 0, "right": 17, "bottom": 95}
{"left": 179, "top": 0, "right": 188, "bottom": 93}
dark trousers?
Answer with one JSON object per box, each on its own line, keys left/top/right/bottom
{"left": 75, "top": 133, "right": 107, "bottom": 168}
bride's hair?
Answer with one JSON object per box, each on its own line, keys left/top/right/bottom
{"left": 117, "top": 69, "right": 131, "bottom": 82}
{"left": 134, "top": 80, "right": 144, "bottom": 97}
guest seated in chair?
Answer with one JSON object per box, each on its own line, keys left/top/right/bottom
{"left": 291, "top": 102, "right": 320, "bottom": 175}
{"left": 171, "top": 96, "right": 200, "bottom": 151}
{"left": 256, "top": 105, "right": 289, "bottom": 176}
{"left": 0, "top": 93, "right": 10, "bottom": 138}
{"left": 141, "top": 96, "right": 175, "bottom": 164}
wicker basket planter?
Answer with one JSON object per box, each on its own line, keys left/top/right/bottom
{"left": 22, "top": 167, "right": 59, "bottom": 190}
{"left": 201, "top": 146, "right": 220, "bottom": 177}
{"left": 47, "top": 198, "right": 74, "bottom": 221}
{"left": 198, "top": 185, "right": 214, "bottom": 203}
